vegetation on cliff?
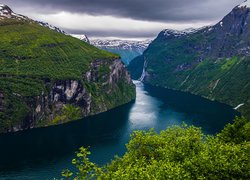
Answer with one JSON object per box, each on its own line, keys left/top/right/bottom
{"left": 128, "top": 5, "right": 250, "bottom": 118}
{"left": 0, "top": 18, "right": 135, "bottom": 132}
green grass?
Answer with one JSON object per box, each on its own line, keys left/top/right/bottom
{"left": 0, "top": 19, "right": 117, "bottom": 80}
{"left": 221, "top": 57, "right": 238, "bottom": 71}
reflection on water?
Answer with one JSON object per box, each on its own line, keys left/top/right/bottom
{"left": 0, "top": 81, "right": 239, "bottom": 179}
{"left": 129, "top": 81, "right": 162, "bottom": 128}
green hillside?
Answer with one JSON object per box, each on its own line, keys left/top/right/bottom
{"left": 128, "top": 6, "right": 250, "bottom": 118}
{"left": 143, "top": 33, "right": 250, "bottom": 118}
{"left": 0, "top": 19, "right": 115, "bottom": 79}
{"left": 0, "top": 18, "right": 135, "bottom": 132}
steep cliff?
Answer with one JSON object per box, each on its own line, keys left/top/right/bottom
{"left": 0, "top": 5, "right": 135, "bottom": 133}
{"left": 128, "top": 2, "right": 250, "bottom": 118}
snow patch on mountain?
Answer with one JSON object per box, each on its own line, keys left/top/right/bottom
{"left": 88, "top": 39, "right": 151, "bottom": 65}
{"left": 37, "top": 21, "right": 67, "bottom": 34}
{"left": 0, "top": 4, "right": 71, "bottom": 36}
{"left": 70, "top": 34, "right": 90, "bottom": 43}
{"left": 163, "top": 27, "right": 208, "bottom": 37}
{"left": 90, "top": 39, "right": 151, "bottom": 51}
{"left": 238, "top": 0, "right": 250, "bottom": 8}
{"left": 0, "top": 4, "right": 28, "bottom": 20}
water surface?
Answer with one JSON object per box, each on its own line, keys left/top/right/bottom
{"left": 0, "top": 81, "right": 239, "bottom": 179}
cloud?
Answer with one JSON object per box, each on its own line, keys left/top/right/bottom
{"left": 1, "top": 0, "right": 243, "bottom": 39}
{"left": 2, "top": 0, "right": 242, "bottom": 22}
{"left": 32, "top": 12, "right": 211, "bottom": 38}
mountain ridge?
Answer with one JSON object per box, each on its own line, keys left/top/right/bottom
{"left": 128, "top": 1, "right": 250, "bottom": 118}
{"left": 90, "top": 39, "right": 151, "bottom": 65}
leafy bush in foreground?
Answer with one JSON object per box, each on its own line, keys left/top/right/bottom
{"left": 61, "top": 117, "right": 250, "bottom": 179}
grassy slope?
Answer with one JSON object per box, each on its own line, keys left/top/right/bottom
{"left": 0, "top": 19, "right": 135, "bottom": 131}
{"left": 142, "top": 33, "right": 250, "bottom": 118}
{"left": 0, "top": 19, "right": 116, "bottom": 80}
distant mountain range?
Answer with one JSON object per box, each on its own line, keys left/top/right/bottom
{"left": 128, "top": 0, "right": 250, "bottom": 118}
{"left": 90, "top": 39, "right": 151, "bottom": 65}
{"left": 70, "top": 37, "right": 151, "bottom": 65}
{"left": 0, "top": 4, "right": 135, "bottom": 133}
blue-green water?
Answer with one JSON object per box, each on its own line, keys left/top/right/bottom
{"left": 0, "top": 81, "right": 239, "bottom": 179}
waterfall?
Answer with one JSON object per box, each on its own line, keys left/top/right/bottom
{"left": 138, "top": 58, "right": 147, "bottom": 82}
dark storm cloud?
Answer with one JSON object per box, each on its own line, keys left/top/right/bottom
{"left": 1, "top": 0, "right": 243, "bottom": 23}
{"left": 66, "top": 29, "right": 159, "bottom": 39}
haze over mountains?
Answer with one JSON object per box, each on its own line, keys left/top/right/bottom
{"left": 69, "top": 35, "right": 151, "bottom": 65}
{"left": 90, "top": 39, "right": 151, "bottom": 65}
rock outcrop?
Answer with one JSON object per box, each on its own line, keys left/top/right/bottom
{"left": 2, "top": 58, "right": 135, "bottom": 133}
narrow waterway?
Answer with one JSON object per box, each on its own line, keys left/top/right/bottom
{"left": 0, "top": 81, "right": 239, "bottom": 179}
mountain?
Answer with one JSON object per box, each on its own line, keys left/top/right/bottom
{"left": 70, "top": 34, "right": 90, "bottom": 44}
{"left": 0, "top": 4, "right": 28, "bottom": 20}
{"left": 128, "top": 1, "right": 250, "bottom": 118}
{"left": 37, "top": 21, "right": 67, "bottom": 34}
{"left": 89, "top": 39, "right": 151, "bottom": 65}
{"left": 0, "top": 5, "right": 135, "bottom": 133}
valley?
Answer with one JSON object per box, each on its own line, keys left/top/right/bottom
{"left": 128, "top": 2, "right": 250, "bottom": 119}
{"left": 0, "top": 0, "right": 249, "bottom": 179}
{"left": 0, "top": 81, "right": 239, "bottom": 179}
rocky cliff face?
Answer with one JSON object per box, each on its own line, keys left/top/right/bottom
{"left": 3, "top": 58, "right": 135, "bottom": 133}
{"left": 128, "top": 2, "right": 250, "bottom": 118}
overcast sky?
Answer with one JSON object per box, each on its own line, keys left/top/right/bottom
{"left": 1, "top": 0, "right": 243, "bottom": 40}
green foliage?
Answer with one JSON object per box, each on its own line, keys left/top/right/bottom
{"left": 221, "top": 57, "right": 238, "bottom": 71}
{"left": 0, "top": 19, "right": 116, "bottom": 80}
{"left": 218, "top": 116, "right": 250, "bottom": 144}
{"left": 62, "top": 147, "right": 102, "bottom": 179}
{"left": 60, "top": 117, "right": 250, "bottom": 179}
{"left": 52, "top": 105, "right": 81, "bottom": 124}
{"left": 0, "top": 92, "right": 28, "bottom": 131}
{"left": 0, "top": 19, "right": 115, "bottom": 129}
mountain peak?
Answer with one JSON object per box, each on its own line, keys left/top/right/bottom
{"left": 0, "top": 5, "right": 67, "bottom": 34}
{"left": 0, "top": 4, "right": 28, "bottom": 20}
{"left": 0, "top": 4, "right": 13, "bottom": 18}
{"left": 238, "top": 0, "right": 250, "bottom": 8}
{"left": 163, "top": 26, "right": 208, "bottom": 38}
